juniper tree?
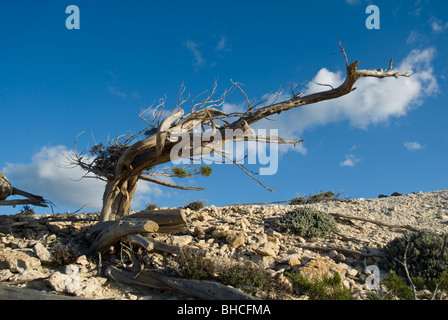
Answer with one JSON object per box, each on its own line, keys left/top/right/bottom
{"left": 71, "top": 43, "right": 411, "bottom": 222}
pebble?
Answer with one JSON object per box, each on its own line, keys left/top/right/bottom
{"left": 1, "top": 190, "right": 447, "bottom": 300}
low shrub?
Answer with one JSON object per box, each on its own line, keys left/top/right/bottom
{"left": 383, "top": 230, "right": 448, "bottom": 289}
{"left": 176, "top": 252, "right": 216, "bottom": 280}
{"left": 186, "top": 201, "right": 205, "bottom": 211}
{"left": 382, "top": 270, "right": 415, "bottom": 300}
{"left": 175, "top": 253, "right": 291, "bottom": 297}
{"left": 275, "top": 207, "right": 339, "bottom": 239}
{"left": 286, "top": 271, "right": 352, "bottom": 300}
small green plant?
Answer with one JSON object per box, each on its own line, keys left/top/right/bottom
{"left": 286, "top": 272, "right": 352, "bottom": 300}
{"left": 172, "top": 167, "right": 193, "bottom": 178}
{"left": 199, "top": 165, "right": 212, "bottom": 177}
{"left": 176, "top": 252, "right": 216, "bottom": 280}
{"left": 175, "top": 252, "right": 290, "bottom": 297}
{"left": 145, "top": 203, "right": 158, "bottom": 211}
{"left": 290, "top": 191, "right": 341, "bottom": 205}
{"left": 172, "top": 166, "right": 212, "bottom": 178}
{"left": 90, "top": 143, "right": 130, "bottom": 172}
{"left": 382, "top": 270, "right": 415, "bottom": 300}
{"left": 275, "top": 208, "right": 339, "bottom": 239}
{"left": 186, "top": 200, "right": 205, "bottom": 211}
{"left": 383, "top": 230, "right": 448, "bottom": 288}
{"left": 219, "top": 264, "right": 267, "bottom": 290}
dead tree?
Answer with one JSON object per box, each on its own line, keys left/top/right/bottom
{"left": 0, "top": 173, "right": 49, "bottom": 208}
{"left": 72, "top": 44, "right": 411, "bottom": 223}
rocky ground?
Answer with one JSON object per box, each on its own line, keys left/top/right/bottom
{"left": 1, "top": 190, "right": 447, "bottom": 300}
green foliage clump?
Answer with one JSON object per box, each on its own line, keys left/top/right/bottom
{"left": 275, "top": 208, "right": 339, "bottom": 239}
{"left": 186, "top": 201, "right": 205, "bottom": 211}
{"left": 219, "top": 264, "right": 267, "bottom": 290}
{"left": 176, "top": 253, "right": 269, "bottom": 292}
{"left": 286, "top": 272, "right": 352, "bottom": 300}
{"left": 171, "top": 166, "right": 212, "bottom": 178}
{"left": 176, "top": 252, "right": 217, "bottom": 280}
{"left": 145, "top": 203, "right": 158, "bottom": 211}
{"left": 290, "top": 191, "right": 338, "bottom": 205}
{"left": 382, "top": 270, "right": 415, "bottom": 300}
{"left": 383, "top": 230, "right": 448, "bottom": 288}
{"left": 199, "top": 165, "right": 212, "bottom": 177}
{"left": 172, "top": 167, "right": 193, "bottom": 178}
{"left": 90, "top": 143, "right": 129, "bottom": 172}
{"left": 144, "top": 126, "right": 158, "bottom": 137}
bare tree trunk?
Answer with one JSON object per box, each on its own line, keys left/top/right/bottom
{"left": 100, "top": 173, "right": 140, "bottom": 222}
{"left": 72, "top": 43, "right": 411, "bottom": 223}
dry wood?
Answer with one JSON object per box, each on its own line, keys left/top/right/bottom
{"left": 0, "top": 173, "right": 49, "bottom": 207}
{"left": 87, "top": 209, "right": 189, "bottom": 255}
{"left": 145, "top": 236, "right": 205, "bottom": 255}
{"left": 122, "top": 208, "right": 188, "bottom": 232}
{"left": 0, "top": 284, "right": 89, "bottom": 300}
{"left": 329, "top": 212, "right": 419, "bottom": 232}
{"left": 86, "top": 208, "right": 187, "bottom": 240}
{"left": 88, "top": 220, "right": 159, "bottom": 254}
{"left": 105, "top": 265, "right": 258, "bottom": 300}
{"left": 125, "top": 234, "right": 205, "bottom": 257}
{"left": 126, "top": 233, "right": 154, "bottom": 252}
{"left": 0, "top": 173, "right": 13, "bottom": 200}
{"left": 299, "top": 244, "right": 386, "bottom": 258}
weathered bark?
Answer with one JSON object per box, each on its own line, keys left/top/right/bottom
{"left": 0, "top": 173, "right": 13, "bottom": 200}
{"left": 105, "top": 266, "right": 258, "bottom": 300}
{"left": 88, "top": 220, "right": 158, "bottom": 254}
{"left": 87, "top": 208, "right": 188, "bottom": 254}
{"left": 87, "top": 209, "right": 187, "bottom": 238}
{"left": 0, "top": 285, "right": 89, "bottom": 300}
{"left": 100, "top": 174, "right": 140, "bottom": 222}
{"left": 0, "top": 172, "right": 49, "bottom": 207}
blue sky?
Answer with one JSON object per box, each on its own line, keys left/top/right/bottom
{"left": 1, "top": 0, "right": 447, "bottom": 215}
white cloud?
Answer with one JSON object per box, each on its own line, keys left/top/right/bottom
{"left": 404, "top": 141, "right": 424, "bottom": 151}
{"left": 430, "top": 17, "right": 448, "bottom": 33}
{"left": 184, "top": 40, "right": 205, "bottom": 71}
{"left": 108, "top": 86, "right": 141, "bottom": 99}
{"left": 345, "top": 0, "right": 362, "bottom": 5}
{"left": 255, "top": 47, "right": 438, "bottom": 137}
{"left": 340, "top": 154, "right": 362, "bottom": 167}
{"left": 217, "top": 48, "right": 437, "bottom": 162}
{"left": 216, "top": 35, "right": 230, "bottom": 52}
{"left": 2, "top": 146, "right": 165, "bottom": 212}
{"left": 406, "top": 30, "right": 428, "bottom": 45}
{"left": 108, "top": 86, "right": 128, "bottom": 98}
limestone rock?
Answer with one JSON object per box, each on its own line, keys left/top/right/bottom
{"left": 225, "top": 231, "right": 246, "bottom": 248}
{"left": 48, "top": 271, "right": 69, "bottom": 293}
{"left": 170, "top": 235, "right": 193, "bottom": 246}
{"left": 0, "top": 248, "right": 41, "bottom": 273}
{"left": 34, "top": 242, "right": 55, "bottom": 265}
{"left": 300, "top": 256, "right": 347, "bottom": 281}
{"left": 254, "top": 242, "right": 278, "bottom": 257}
